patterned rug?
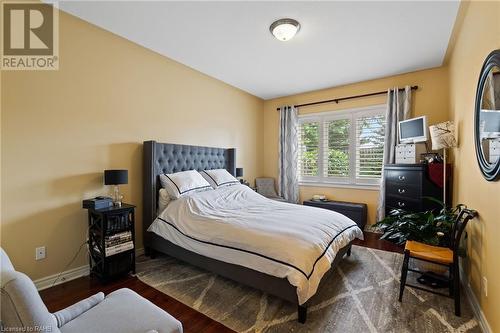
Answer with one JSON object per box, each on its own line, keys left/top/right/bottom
{"left": 136, "top": 245, "right": 480, "bottom": 333}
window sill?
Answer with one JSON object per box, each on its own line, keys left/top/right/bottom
{"left": 299, "top": 181, "right": 380, "bottom": 191}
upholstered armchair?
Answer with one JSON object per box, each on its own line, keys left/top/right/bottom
{"left": 255, "top": 178, "right": 286, "bottom": 202}
{"left": 0, "top": 248, "right": 183, "bottom": 333}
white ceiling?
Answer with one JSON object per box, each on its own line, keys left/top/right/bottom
{"left": 55, "top": 1, "right": 460, "bottom": 99}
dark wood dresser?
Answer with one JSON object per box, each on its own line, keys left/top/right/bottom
{"left": 384, "top": 164, "right": 444, "bottom": 215}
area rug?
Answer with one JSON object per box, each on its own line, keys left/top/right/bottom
{"left": 136, "top": 245, "right": 480, "bottom": 333}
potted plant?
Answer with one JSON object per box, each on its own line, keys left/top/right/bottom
{"left": 375, "top": 198, "right": 466, "bottom": 247}
{"left": 374, "top": 199, "right": 469, "bottom": 275}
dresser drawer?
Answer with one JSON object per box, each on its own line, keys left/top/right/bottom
{"left": 386, "top": 183, "right": 420, "bottom": 198}
{"left": 386, "top": 195, "right": 421, "bottom": 211}
{"left": 385, "top": 170, "right": 421, "bottom": 186}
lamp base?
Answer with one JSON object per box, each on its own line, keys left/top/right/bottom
{"left": 113, "top": 185, "right": 123, "bottom": 207}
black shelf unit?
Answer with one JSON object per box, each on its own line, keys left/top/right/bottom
{"left": 86, "top": 203, "right": 136, "bottom": 282}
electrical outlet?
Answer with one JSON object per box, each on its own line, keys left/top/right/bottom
{"left": 483, "top": 276, "right": 488, "bottom": 297}
{"left": 35, "top": 246, "right": 46, "bottom": 261}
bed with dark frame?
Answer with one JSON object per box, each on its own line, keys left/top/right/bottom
{"left": 142, "top": 140, "right": 353, "bottom": 323}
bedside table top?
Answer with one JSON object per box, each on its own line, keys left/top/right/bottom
{"left": 88, "top": 203, "right": 135, "bottom": 213}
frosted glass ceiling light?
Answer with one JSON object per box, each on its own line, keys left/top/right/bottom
{"left": 270, "top": 18, "right": 300, "bottom": 41}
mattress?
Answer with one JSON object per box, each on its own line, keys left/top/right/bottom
{"left": 148, "top": 185, "right": 363, "bottom": 304}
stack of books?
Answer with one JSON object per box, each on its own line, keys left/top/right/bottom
{"left": 95, "top": 231, "right": 134, "bottom": 257}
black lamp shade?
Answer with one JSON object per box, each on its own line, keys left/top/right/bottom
{"left": 104, "top": 169, "right": 128, "bottom": 185}
{"left": 236, "top": 168, "right": 244, "bottom": 178}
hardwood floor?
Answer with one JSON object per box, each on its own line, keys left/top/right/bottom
{"left": 40, "top": 231, "right": 402, "bottom": 333}
{"left": 353, "top": 230, "right": 404, "bottom": 254}
{"left": 40, "top": 274, "right": 234, "bottom": 333}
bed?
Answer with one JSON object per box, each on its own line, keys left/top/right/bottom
{"left": 142, "top": 140, "right": 362, "bottom": 323}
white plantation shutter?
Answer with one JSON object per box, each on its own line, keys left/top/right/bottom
{"left": 324, "top": 119, "right": 350, "bottom": 178}
{"left": 298, "top": 121, "right": 320, "bottom": 176}
{"left": 356, "top": 114, "right": 385, "bottom": 179}
{"left": 298, "top": 105, "right": 386, "bottom": 186}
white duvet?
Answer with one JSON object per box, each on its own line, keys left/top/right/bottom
{"left": 148, "top": 185, "right": 363, "bottom": 304}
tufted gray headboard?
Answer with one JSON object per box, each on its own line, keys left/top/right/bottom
{"left": 142, "top": 141, "right": 236, "bottom": 248}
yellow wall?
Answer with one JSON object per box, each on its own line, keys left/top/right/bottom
{"left": 263, "top": 67, "right": 450, "bottom": 225}
{"left": 1, "top": 11, "right": 264, "bottom": 279}
{"left": 447, "top": 1, "right": 500, "bottom": 331}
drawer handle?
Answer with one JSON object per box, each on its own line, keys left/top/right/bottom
{"left": 398, "top": 201, "right": 406, "bottom": 207}
{"left": 398, "top": 175, "right": 406, "bottom": 181}
{"left": 398, "top": 188, "right": 406, "bottom": 194}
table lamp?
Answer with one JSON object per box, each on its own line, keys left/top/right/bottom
{"left": 236, "top": 168, "right": 243, "bottom": 178}
{"left": 236, "top": 167, "right": 244, "bottom": 183}
{"left": 429, "top": 121, "right": 457, "bottom": 206}
{"left": 104, "top": 169, "right": 128, "bottom": 207}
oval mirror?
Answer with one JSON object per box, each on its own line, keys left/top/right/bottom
{"left": 475, "top": 50, "right": 500, "bottom": 181}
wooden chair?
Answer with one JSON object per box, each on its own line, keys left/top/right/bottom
{"left": 398, "top": 208, "right": 478, "bottom": 316}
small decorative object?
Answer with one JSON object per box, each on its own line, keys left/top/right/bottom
{"left": 104, "top": 169, "right": 128, "bottom": 207}
{"left": 421, "top": 153, "right": 442, "bottom": 164}
{"left": 82, "top": 196, "right": 113, "bottom": 210}
{"left": 429, "top": 121, "right": 457, "bottom": 206}
{"left": 312, "top": 194, "right": 328, "bottom": 202}
{"left": 395, "top": 143, "right": 427, "bottom": 164}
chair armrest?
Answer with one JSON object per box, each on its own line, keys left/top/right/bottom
{"left": 52, "top": 292, "right": 104, "bottom": 327}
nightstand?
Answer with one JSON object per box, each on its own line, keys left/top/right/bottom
{"left": 85, "top": 203, "right": 136, "bottom": 282}
{"left": 303, "top": 200, "right": 367, "bottom": 231}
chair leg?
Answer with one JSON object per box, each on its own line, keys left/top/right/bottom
{"left": 454, "top": 263, "right": 461, "bottom": 317}
{"left": 399, "top": 250, "right": 410, "bottom": 302}
{"left": 448, "top": 264, "right": 454, "bottom": 297}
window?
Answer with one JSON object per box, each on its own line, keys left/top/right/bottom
{"left": 298, "top": 105, "right": 386, "bottom": 187}
{"left": 298, "top": 121, "right": 319, "bottom": 176}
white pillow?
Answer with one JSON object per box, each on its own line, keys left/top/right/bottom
{"left": 160, "top": 170, "right": 212, "bottom": 199}
{"left": 157, "top": 188, "right": 171, "bottom": 214}
{"left": 200, "top": 169, "right": 240, "bottom": 189}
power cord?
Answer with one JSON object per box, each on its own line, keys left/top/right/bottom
{"left": 51, "top": 225, "right": 90, "bottom": 287}
{"left": 50, "top": 240, "right": 88, "bottom": 287}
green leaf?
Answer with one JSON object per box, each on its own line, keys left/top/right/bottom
{"left": 374, "top": 201, "right": 475, "bottom": 247}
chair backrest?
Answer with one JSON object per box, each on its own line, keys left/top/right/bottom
{"left": 449, "top": 209, "right": 478, "bottom": 253}
{"left": 255, "top": 178, "right": 279, "bottom": 197}
{"left": 0, "top": 248, "right": 60, "bottom": 332}
{"left": 1, "top": 247, "right": 15, "bottom": 271}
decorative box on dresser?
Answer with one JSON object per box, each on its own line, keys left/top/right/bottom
{"left": 85, "top": 203, "right": 136, "bottom": 282}
{"left": 384, "top": 164, "right": 445, "bottom": 215}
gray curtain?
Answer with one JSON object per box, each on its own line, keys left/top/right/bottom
{"left": 483, "top": 71, "right": 500, "bottom": 109}
{"left": 483, "top": 72, "right": 496, "bottom": 110}
{"left": 377, "top": 86, "right": 412, "bottom": 221}
{"left": 278, "top": 106, "right": 299, "bottom": 203}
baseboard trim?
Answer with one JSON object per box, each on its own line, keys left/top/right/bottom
{"left": 34, "top": 265, "right": 89, "bottom": 291}
{"left": 34, "top": 248, "right": 145, "bottom": 291}
{"left": 135, "top": 247, "right": 145, "bottom": 257}
{"left": 460, "top": 268, "right": 492, "bottom": 333}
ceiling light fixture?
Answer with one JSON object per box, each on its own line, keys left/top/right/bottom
{"left": 270, "top": 18, "right": 300, "bottom": 42}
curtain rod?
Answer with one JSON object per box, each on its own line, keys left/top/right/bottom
{"left": 275, "top": 85, "right": 419, "bottom": 111}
